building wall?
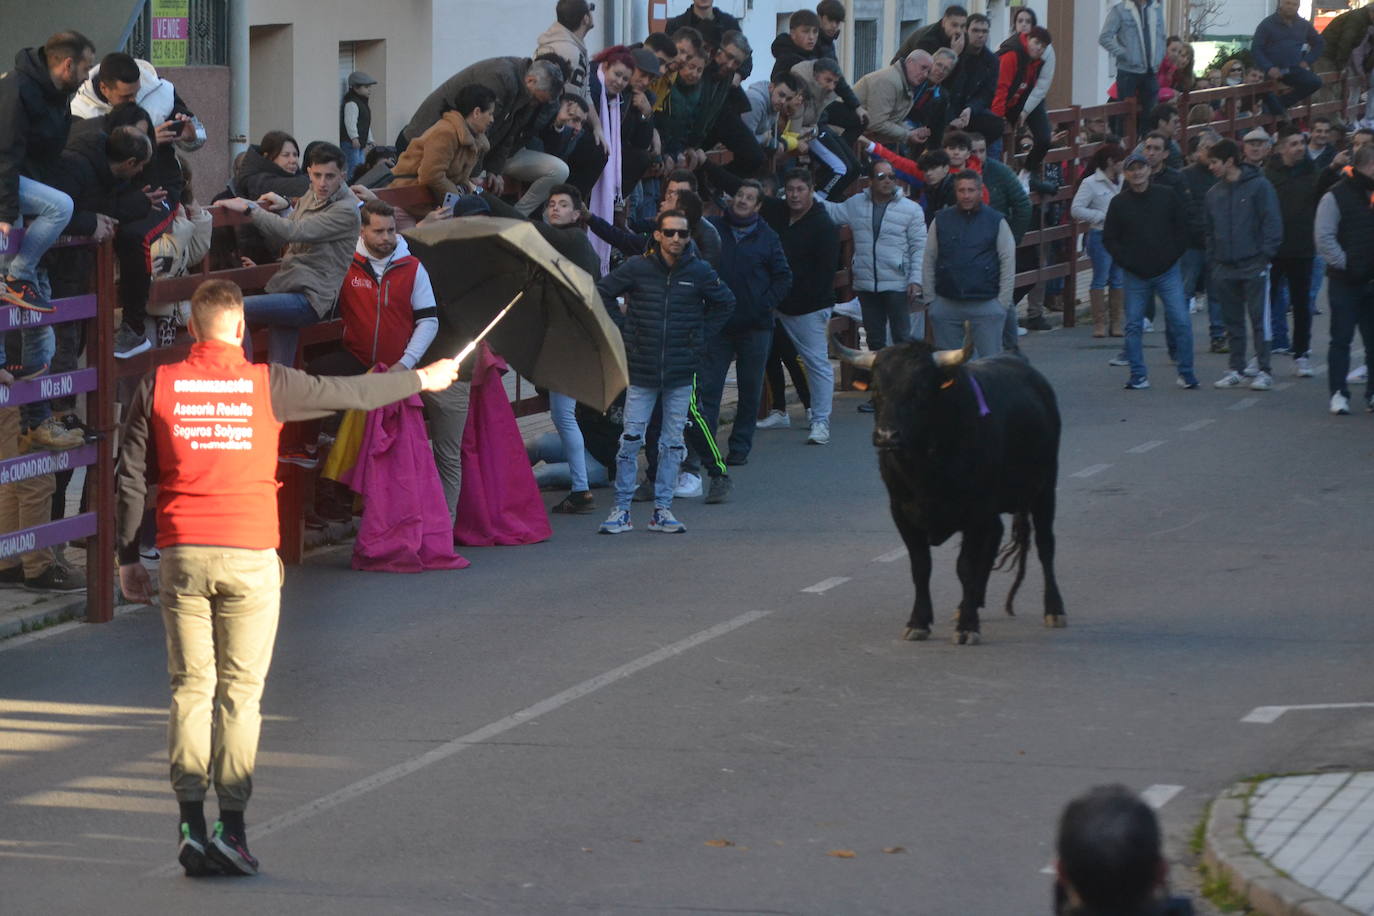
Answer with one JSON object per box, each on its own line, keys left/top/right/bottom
{"left": 161, "top": 65, "right": 232, "bottom": 204}
{"left": 244, "top": 0, "right": 435, "bottom": 151}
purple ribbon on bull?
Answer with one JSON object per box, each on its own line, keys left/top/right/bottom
{"left": 968, "top": 374, "right": 991, "bottom": 418}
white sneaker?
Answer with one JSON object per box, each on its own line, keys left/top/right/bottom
{"left": 1294, "top": 356, "right": 1314, "bottom": 378}
{"left": 1188, "top": 299, "right": 1201, "bottom": 314}
{"left": 1330, "top": 392, "right": 1351, "bottom": 415}
{"left": 756, "top": 410, "right": 789, "bottom": 429}
{"left": 1016, "top": 325, "right": 1028, "bottom": 337}
{"left": 1249, "top": 371, "right": 1273, "bottom": 391}
{"left": 1142, "top": 317, "right": 1155, "bottom": 332}
{"left": 673, "top": 471, "right": 703, "bottom": 498}
{"left": 1214, "top": 371, "right": 1246, "bottom": 388}
{"left": 807, "top": 419, "right": 831, "bottom": 445}
{"left": 1242, "top": 357, "right": 1259, "bottom": 378}
{"left": 1348, "top": 364, "right": 1368, "bottom": 383}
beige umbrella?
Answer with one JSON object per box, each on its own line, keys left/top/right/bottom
{"left": 404, "top": 217, "right": 628, "bottom": 411}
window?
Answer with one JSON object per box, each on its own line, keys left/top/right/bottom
{"left": 853, "top": 19, "right": 879, "bottom": 80}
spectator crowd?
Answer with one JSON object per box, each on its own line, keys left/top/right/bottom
{"left": 3, "top": 0, "right": 1374, "bottom": 577}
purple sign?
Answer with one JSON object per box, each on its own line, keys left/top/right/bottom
{"left": 0, "top": 368, "right": 98, "bottom": 410}
{"left": 0, "top": 443, "right": 97, "bottom": 486}
{"left": 0, "top": 512, "right": 96, "bottom": 560}
{"left": 4, "top": 294, "right": 97, "bottom": 330}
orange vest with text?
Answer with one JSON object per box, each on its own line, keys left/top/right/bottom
{"left": 150, "top": 340, "right": 282, "bottom": 550}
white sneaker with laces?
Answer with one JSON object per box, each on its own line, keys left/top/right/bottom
{"left": 756, "top": 410, "right": 789, "bottom": 429}
{"left": 1294, "top": 356, "right": 1314, "bottom": 377}
{"left": 1214, "top": 371, "right": 1246, "bottom": 389}
{"left": 1348, "top": 364, "right": 1368, "bottom": 383}
{"left": 807, "top": 419, "right": 831, "bottom": 445}
{"left": 1330, "top": 392, "right": 1351, "bottom": 415}
{"left": 1142, "top": 317, "right": 1155, "bottom": 332}
{"left": 1249, "top": 371, "right": 1273, "bottom": 391}
{"left": 1242, "top": 357, "right": 1259, "bottom": 378}
{"left": 673, "top": 471, "right": 703, "bottom": 498}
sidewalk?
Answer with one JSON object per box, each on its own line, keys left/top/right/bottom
{"left": 1205, "top": 773, "right": 1374, "bottom": 915}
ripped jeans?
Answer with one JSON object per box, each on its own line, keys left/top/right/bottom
{"left": 613, "top": 383, "right": 691, "bottom": 511}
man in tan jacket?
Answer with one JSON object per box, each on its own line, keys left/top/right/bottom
{"left": 389, "top": 84, "right": 494, "bottom": 220}
{"left": 213, "top": 142, "right": 360, "bottom": 364}
{"left": 854, "top": 50, "right": 934, "bottom": 152}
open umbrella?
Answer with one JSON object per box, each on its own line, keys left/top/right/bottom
{"left": 403, "top": 217, "right": 627, "bottom": 411}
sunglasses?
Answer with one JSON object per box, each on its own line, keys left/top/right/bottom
{"left": 659, "top": 228, "right": 690, "bottom": 238}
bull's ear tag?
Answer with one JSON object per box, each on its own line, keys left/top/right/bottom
{"left": 939, "top": 378, "right": 956, "bottom": 389}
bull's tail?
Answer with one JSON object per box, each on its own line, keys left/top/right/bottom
{"left": 994, "top": 512, "right": 1032, "bottom": 616}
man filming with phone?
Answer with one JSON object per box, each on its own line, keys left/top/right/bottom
{"left": 70, "top": 51, "right": 206, "bottom": 358}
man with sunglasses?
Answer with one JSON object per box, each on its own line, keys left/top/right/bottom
{"left": 596, "top": 210, "right": 734, "bottom": 534}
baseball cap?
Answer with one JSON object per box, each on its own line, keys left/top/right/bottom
{"left": 348, "top": 71, "right": 378, "bottom": 87}
{"left": 1123, "top": 152, "right": 1149, "bottom": 168}
{"left": 631, "top": 47, "right": 662, "bottom": 77}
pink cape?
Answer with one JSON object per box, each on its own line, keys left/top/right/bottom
{"left": 340, "top": 374, "right": 470, "bottom": 573}
{"left": 452, "top": 347, "right": 553, "bottom": 547}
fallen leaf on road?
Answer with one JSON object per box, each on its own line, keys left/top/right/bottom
{"left": 827, "top": 849, "right": 856, "bottom": 858}
{"left": 704, "top": 839, "right": 735, "bottom": 848}
{"left": 882, "top": 847, "right": 906, "bottom": 854}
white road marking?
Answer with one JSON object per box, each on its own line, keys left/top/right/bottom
{"left": 1180, "top": 419, "right": 1214, "bottom": 432}
{"left": 1041, "top": 784, "right": 1184, "bottom": 874}
{"left": 1126, "top": 440, "right": 1165, "bottom": 454}
{"left": 1242, "top": 703, "right": 1374, "bottom": 724}
{"left": 1069, "top": 464, "right": 1112, "bottom": 478}
{"left": 1141, "top": 784, "right": 1185, "bottom": 809}
{"left": 802, "top": 577, "right": 851, "bottom": 594}
{"left": 874, "top": 548, "right": 908, "bottom": 563}
{"left": 1227, "top": 397, "right": 1259, "bottom": 411}
{"left": 144, "top": 609, "right": 774, "bottom": 877}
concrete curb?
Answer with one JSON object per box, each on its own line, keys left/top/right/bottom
{"left": 1203, "top": 782, "right": 1362, "bottom": 916}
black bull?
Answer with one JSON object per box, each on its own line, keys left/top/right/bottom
{"left": 837, "top": 337, "right": 1065, "bottom": 644}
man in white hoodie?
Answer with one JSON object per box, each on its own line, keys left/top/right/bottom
{"left": 70, "top": 52, "right": 205, "bottom": 358}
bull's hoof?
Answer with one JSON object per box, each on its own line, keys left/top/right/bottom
{"left": 902, "top": 626, "right": 931, "bottom": 641}
{"left": 1045, "top": 614, "right": 1067, "bottom": 629}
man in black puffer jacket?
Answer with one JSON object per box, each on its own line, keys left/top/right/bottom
{"left": 596, "top": 209, "right": 734, "bottom": 535}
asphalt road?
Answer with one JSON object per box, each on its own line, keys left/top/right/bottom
{"left": 2, "top": 312, "right": 1372, "bottom": 915}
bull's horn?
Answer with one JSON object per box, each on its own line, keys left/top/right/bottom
{"left": 830, "top": 335, "right": 876, "bottom": 369}
{"left": 933, "top": 323, "right": 975, "bottom": 367}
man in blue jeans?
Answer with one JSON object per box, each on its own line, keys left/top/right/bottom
{"left": 212, "top": 143, "right": 360, "bottom": 365}
{"left": 1102, "top": 153, "right": 1197, "bottom": 390}
{"left": 699, "top": 180, "right": 791, "bottom": 468}
{"left": 595, "top": 210, "right": 734, "bottom": 534}
{"left": 1099, "top": 0, "right": 1165, "bottom": 134}
{"left": 0, "top": 32, "right": 93, "bottom": 313}
{"left": 1252, "top": 0, "right": 1324, "bottom": 117}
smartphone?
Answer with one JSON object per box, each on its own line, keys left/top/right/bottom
{"left": 442, "top": 191, "right": 460, "bottom": 211}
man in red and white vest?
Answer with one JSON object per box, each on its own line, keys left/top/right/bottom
{"left": 115, "top": 279, "right": 459, "bottom": 878}
{"left": 326, "top": 199, "right": 439, "bottom": 374}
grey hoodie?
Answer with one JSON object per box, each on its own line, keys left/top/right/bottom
{"left": 1204, "top": 163, "right": 1283, "bottom": 274}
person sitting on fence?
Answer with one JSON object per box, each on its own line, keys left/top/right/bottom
{"left": 992, "top": 26, "right": 1052, "bottom": 174}
{"left": 405, "top": 57, "right": 566, "bottom": 216}
{"left": 1253, "top": 0, "right": 1326, "bottom": 117}
{"left": 0, "top": 32, "right": 92, "bottom": 315}
{"left": 855, "top": 50, "right": 935, "bottom": 158}
{"left": 391, "top": 84, "right": 496, "bottom": 223}
{"left": 943, "top": 13, "right": 1003, "bottom": 150}
{"left": 213, "top": 142, "right": 361, "bottom": 366}
{"left": 147, "top": 158, "right": 213, "bottom": 348}
{"left": 1003, "top": 7, "right": 1056, "bottom": 172}
{"left": 70, "top": 52, "right": 207, "bottom": 358}
{"left": 235, "top": 130, "right": 310, "bottom": 201}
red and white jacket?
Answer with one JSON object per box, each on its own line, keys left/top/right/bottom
{"left": 337, "top": 236, "right": 439, "bottom": 369}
